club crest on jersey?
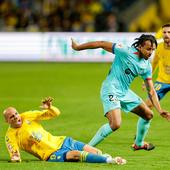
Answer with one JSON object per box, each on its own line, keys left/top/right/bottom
{"left": 117, "top": 44, "right": 123, "bottom": 48}
{"left": 31, "top": 131, "right": 43, "bottom": 142}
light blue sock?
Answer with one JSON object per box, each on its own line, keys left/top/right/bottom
{"left": 88, "top": 123, "right": 112, "bottom": 146}
{"left": 135, "top": 118, "right": 151, "bottom": 146}
{"left": 80, "top": 151, "right": 107, "bottom": 163}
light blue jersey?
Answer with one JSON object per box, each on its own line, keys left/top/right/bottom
{"left": 101, "top": 43, "right": 152, "bottom": 114}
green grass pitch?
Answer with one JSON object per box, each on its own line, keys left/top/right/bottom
{"left": 0, "top": 62, "right": 170, "bottom": 170}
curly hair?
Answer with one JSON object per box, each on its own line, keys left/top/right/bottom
{"left": 131, "top": 34, "right": 157, "bottom": 48}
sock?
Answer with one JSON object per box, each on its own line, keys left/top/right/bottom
{"left": 80, "top": 151, "right": 107, "bottom": 163}
{"left": 88, "top": 123, "right": 112, "bottom": 146}
{"left": 135, "top": 117, "right": 151, "bottom": 146}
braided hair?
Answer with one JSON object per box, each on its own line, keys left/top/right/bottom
{"left": 132, "top": 34, "right": 157, "bottom": 48}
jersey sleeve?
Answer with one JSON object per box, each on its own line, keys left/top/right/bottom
{"left": 112, "top": 43, "right": 128, "bottom": 56}
{"left": 21, "top": 106, "right": 61, "bottom": 121}
{"left": 5, "top": 129, "right": 21, "bottom": 162}
{"left": 140, "top": 63, "right": 152, "bottom": 80}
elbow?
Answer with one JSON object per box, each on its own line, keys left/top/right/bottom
{"left": 148, "top": 91, "right": 153, "bottom": 97}
{"left": 56, "top": 108, "right": 61, "bottom": 116}
{"left": 51, "top": 106, "right": 61, "bottom": 117}
{"left": 148, "top": 89, "right": 156, "bottom": 99}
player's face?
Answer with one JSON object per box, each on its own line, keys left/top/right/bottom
{"left": 138, "top": 40, "right": 156, "bottom": 60}
{"left": 162, "top": 26, "right": 170, "bottom": 44}
{"left": 5, "top": 108, "right": 22, "bottom": 128}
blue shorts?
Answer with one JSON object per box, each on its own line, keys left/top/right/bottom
{"left": 154, "top": 81, "right": 170, "bottom": 100}
{"left": 101, "top": 88, "right": 142, "bottom": 114}
{"left": 47, "top": 137, "right": 85, "bottom": 162}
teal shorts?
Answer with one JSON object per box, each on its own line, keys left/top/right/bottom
{"left": 101, "top": 88, "right": 142, "bottom": 115}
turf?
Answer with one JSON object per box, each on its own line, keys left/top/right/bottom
{"left": 0, "top": 62, "right": 170, "bottom": 170}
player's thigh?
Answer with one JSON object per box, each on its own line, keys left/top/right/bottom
{"left": 63, "top": 138, "right": 86, "bottom": 161}
{"left": 66, "top": 150, "right": 80, "bottom": 161}
{"left": 145, "top": 98, "right": 153, "bottom": 109}
{"left": 83, "top": 145, "right": 102, "bottom": 154}
{"left": 63, "top": 137, "right": 86, "bottom": 151}
{"left": 131, "top": 102, "right": 153, "bottom": 120}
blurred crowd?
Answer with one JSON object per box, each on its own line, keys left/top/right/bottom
{"left": 0, "top": 0, "right": 135, "bottom": 32}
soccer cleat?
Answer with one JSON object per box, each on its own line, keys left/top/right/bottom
{"left": 106, "top": 156, "right": 127, "bottom": 165}
{"left": 131, "top": 142, "right": 155, "bottom": 151}
{"left": 112, "top": 157, "right": 127, "bottom": 165}
{"left": 102, "top": 153, "right": 112, "bottom": 159}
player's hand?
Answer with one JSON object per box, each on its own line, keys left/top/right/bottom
{"left": 11, "top": 154, "right": 21, "bottom": 163}
{"left": 71, "top": 38, "right": 79, "bottom": 51}
{"left": 41, "top": 97, "right": 53, "bottom": 109}
{"left": 10, "top": 159, "right": 21, "bottom": 163}
{"left": 160, "top": 110, "right": 170, "bottom": 121}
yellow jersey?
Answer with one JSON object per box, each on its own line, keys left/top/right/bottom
{"left": 5, "top": 106, "right": 66, "bottom": 161}
{"left": 152, "top": 42, "right": 170, "bottom": 83}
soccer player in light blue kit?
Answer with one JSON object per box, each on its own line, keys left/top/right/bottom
{"left": 71, "top": 34, "right": 170, "bottom": 151}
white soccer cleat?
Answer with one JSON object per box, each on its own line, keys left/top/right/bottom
{"left": 106, "top": 156, "right": 127, "bottom": 165}
{"left": 112, "top": 156, "right": 127, "bottom": 165}
{"left": 102, "top": 153, "right": 112, "bottom": 159}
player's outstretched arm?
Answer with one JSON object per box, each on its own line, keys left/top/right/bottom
{"left": 71, "top": 38, "right": 113, "bottom": 52}
{"left": 145, "top": 79, "right": 170, "bottom": 121}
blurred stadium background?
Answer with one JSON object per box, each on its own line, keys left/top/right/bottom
{"left": 0, "top": 0, "right": 169, "bottom": 33}
{"left": 1, "top": 1, "right": 170, "bottom": 170}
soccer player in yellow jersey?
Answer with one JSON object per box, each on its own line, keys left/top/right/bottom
{"left": 4, "top": 97, "right": 126, "bottom": 165}
{"left": 146, "top": 23, "right": 170, "bottom": 107}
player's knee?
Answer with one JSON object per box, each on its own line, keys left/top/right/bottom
{"left": 110, "top": 122, "right": 121, "bottom": 131}
{"left": 145, "top": 111, "right": 153, "bottom": 120}
{"left": 148, "top": 113, "right": 153, "bottom": 120}
{"left": 66, "top": 151, "right": 80, "bottom": 161}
